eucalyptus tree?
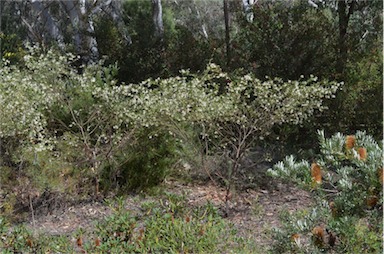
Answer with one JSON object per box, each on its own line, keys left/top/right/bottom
{"left": 307, "top": 0, "right": 382, "bottom": 74}
{"left": 165, "top": 0, "right": 225, "bottom": 40}
{"left": 1, "top": 0, "right": 130, "bottom": 64}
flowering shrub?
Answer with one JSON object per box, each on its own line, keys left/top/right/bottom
{"left": 0, "top": 47, "right": 341, "bottom": 198}
{"left": 0, "top": 47, "right": 141, "bottom": 196}
{"left": 134, "top": 64, "right": 341, "bottom": 201}
{"left": 267, "top": 131, "right": 383, "bottom": 252}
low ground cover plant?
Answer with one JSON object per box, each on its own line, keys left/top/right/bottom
{"left": 0, "top": 193, "right": 257, "bottom": 253}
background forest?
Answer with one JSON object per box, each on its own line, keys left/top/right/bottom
{"left": 0, "top": 0, "right": 382, "bottom": 253}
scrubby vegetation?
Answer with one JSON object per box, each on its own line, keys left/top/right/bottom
{"left": 0, "top": 0, "right": 382, "bottom": 252}
{"left": 268, "top": 131, "right": 383, "bottom": 253}
{"left": 0, "top": 193, "right": 258, "bottom": 253}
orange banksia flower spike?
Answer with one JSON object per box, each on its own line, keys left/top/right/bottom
{"left": 312, "top": 226, "right": 325, "bottom": 247}
{"left": 345, "top": 135, "right": 356, "bottom": 150}
{"left": 137, "top": 227, "right": 145, "bottom": 241}
{"left": 77, "top": 236, "right": 83, "bottom": 247}
{"left": 26, "top": 238, "right": 33, "bottom": 248}
{"left": 312, "top": 226, "right": 324, "bottom": 238}
{"left": 358, "top": 147, "right": 367, "bottom": 160}
{"left": 378, "top": 168, "right": 383, "bottom": 184}
{"left": 291, "top": 233, "right": 301, "bottom": 246}
{"left": 311, "top": 163, "right": 322, "bottom": 184}
{"left": 95, "top": 237, "right": 101, "bottom": 247}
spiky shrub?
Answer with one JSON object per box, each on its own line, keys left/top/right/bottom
{"left": 267, "top": 131, "right": 383, "bottom": 253}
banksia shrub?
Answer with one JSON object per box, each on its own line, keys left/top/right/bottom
{"left": 268, "top": 130, "right": 383, "bottom": 253}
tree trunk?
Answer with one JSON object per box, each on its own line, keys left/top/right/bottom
{"left": 61, "top": 0, "right": 99, "bottom": 63}
{"left": 152, "top": 0, "right": 164, "bottom": 40}
{"left": 337, "top": 0, "right": 356, "bottom": 75}
{"left": 223, "top": 0, "right": 231, "bottom": 67}
{"left": 30, "top": 1, "right": 65, "bottom": 49}
{"left": 242, "top": 0, "right": 255, "bottom": 22}
{"left": 18, "top": 0, "right": 130, "bottom": 64}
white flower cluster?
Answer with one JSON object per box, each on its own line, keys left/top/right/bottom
{"left": 1, "top": 49, "right": 341, "bottom": 158}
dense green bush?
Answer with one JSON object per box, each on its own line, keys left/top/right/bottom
{"left": 0, "top": 47, "right": 150, "bottom": 199}
{"left": 232, "top": 0, "right": 337, "bottom": 80}
{"left": 101, "top": 129, "right": 179, "bottom": 192}
{"left": 268, "top": 130, "right": 383, "bottom": 253}
{"left": 326, "top": 47, "right": 383, "bottom": 139}
{"left": 229, "top": 0, "right": 382, "bottom": 150}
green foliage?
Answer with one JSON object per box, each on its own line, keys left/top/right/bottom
{"left": 328, "top": 47, "right": 383, "bottom": 139}
{"left": 0, "top": 47, "right": 341, "bottom": 211}
{"left": 0, "top": 194, "right": 258, "bottom": 253}
{"left": 133, "top": 63, "right": 340, "bottom": 138}
{"left": 0, "top": 33, "right": 25, "bottom": 64}
{"left": 96, "top": 0, "right": 172, "bottom": 83}
{"left": 165, "top": 25, "right": 214, "bottom": 75}
{"left": 0, "top": 47, "right": 150, "bottom": 199}
{"left": 229, "top": 0, "right": 383, "bottom": 146}
{"left": 232, "top": 0, "right": 337, "bottom": 80}
{"left": 95, "top": 0, "right": 219, "bottom": 84}
{"left": 88, "top": 194, "right": 255, "bottom": 253}
{"left": 106, "top": 129, "right": 179, "bottom": 192}
{"left": 0, "top": 217, "right": 74, "bottom": 253}
{"left": 268, "top": 131, "right": 383, "bottom": 253}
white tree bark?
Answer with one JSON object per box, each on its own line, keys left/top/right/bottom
{"left": 61, "top": 0, "right": 99, "bottom": 63}
{"left": 152, "top": 0, "right": 164, "bottom": 39}
{"left": 17, "top": 0, "right": 130, "bottom": 64}
{"left": 29, "top": 0, "right": 65, "bottom": 49}
{"left": 242, "top": 0, "right": 256, "bottom": 22}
